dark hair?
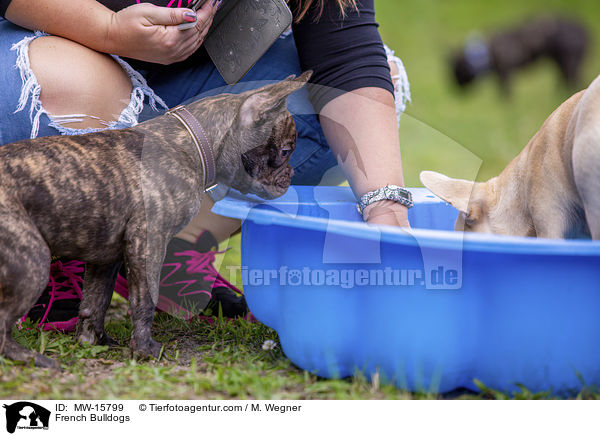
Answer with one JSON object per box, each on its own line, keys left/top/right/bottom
{"left": 293, "top": 0, "right": 358, "bottom": 22}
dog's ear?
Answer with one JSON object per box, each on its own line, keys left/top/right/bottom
{"left": 419, "top": 170, "right": 474, "bottom": 213}
{"left": 239, "top": 71, "right": 313, "bottom": 127}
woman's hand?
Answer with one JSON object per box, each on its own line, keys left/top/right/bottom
{"left": 6, "top": 0, "right": 218, "bottom": 65}
{"left": 363, "top": 200, "right": 410, "bottom": 227}
{"left": 105, "top": 1, "right": 218, "bottom": 64}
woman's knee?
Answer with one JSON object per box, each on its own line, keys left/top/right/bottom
{"left": 28, "top": 36, "right": 133, "bottom": 129}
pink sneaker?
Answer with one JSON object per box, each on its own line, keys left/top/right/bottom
{"left": 22, "top": 259, "right": 84, "bottom": 332}
{"left": 21, "top": 234, "right": 249, "bottom": 330}
{"left": 114, "top": 232, "right": 250, "bottom": 321}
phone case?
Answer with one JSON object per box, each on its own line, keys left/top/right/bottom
{"left": 204, "top": 0, "right": 293, "bottom": 85}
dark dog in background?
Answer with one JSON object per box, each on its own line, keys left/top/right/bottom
{"left": 452, "top": 15, "right": 589, "bottom": 92}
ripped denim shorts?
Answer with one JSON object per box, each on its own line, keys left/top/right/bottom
{"left": 0, "top": 18, "right": 342, "bottom": 188}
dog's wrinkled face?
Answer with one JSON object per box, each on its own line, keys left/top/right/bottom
{"left": 213, "top": 71, "right": 311, "bottom": 200}
{"left": 240, "top": 114, "right": 296, "bottom": 198}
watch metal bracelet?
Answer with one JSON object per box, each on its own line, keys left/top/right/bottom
{"left": 356, "top": 185, "right": 414, "bottom": 216}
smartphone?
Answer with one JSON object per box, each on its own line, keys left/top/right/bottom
{"left": 204, "top": 0, "right": 292, "bottom": 84}
{"left": 177, "top": 0, "right": 210, "bottom": 31}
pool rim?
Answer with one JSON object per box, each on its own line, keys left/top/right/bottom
{"left": 213, "top": 186, "right": 600, "bottom": 257}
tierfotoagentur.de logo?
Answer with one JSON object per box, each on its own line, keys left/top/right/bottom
{"left": 3, "top": 402, "right": 50, "bottom": 433}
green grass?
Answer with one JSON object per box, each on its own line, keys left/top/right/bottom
{"left": 2, "top": 0, "right": 600, "bottom": 399}
{"left": 4, "top": 313, "right": 597, "bottom": 400}
{"left": 3, "top": 308, "right": 598, "bottom": 399}
{"left": 0, "top": 299, "right": 423, "bottom": 399}
{"left": 2, "top": 292, "right": 599, "bottom": 400}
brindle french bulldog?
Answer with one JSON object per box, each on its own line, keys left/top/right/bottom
{"left": 0, "top": 72, "right": 311, "bottom": 368}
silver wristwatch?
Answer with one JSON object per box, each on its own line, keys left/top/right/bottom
{"left": 356, "top": 185, "right": 413, "bottom": 216}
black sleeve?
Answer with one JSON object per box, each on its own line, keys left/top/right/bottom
{"left": 0, "top": 0, "right": 12, "bottom": 17}
{"left": 289, "top": 0, "right": 394, "bottom": 113}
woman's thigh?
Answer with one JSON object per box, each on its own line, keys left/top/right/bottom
{"left": 0, "top": 19, "right": 165, "bottom": 145}
{"left": 28, "top": 36, "right": 133, "bottom": 130}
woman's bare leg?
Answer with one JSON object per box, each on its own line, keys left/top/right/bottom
{"left": 28, "top": 36, "right": 132, "bottom": 129}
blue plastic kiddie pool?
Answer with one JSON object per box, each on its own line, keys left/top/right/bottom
{"left": 213, "top": 185, "right": 600, "bottom": 394}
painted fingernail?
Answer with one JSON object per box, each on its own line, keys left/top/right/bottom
{"left": 217, "top": 0, "right": 223, "bottom": 8}
{"left": 212, "top": 0, "right": 218, "bottom": 6}
{"left": 183, "top": 11, "right": 197, "bottom": 22}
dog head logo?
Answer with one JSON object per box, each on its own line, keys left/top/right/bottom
{"left": 3, "top": 402, "right": 50, "bottom": 433}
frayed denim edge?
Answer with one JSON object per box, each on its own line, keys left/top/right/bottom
{"left": 10, "top": 31, "right": 168, "bottom": 139}
{"left": 384, "top": 44, "right": 411, "bottom": 124}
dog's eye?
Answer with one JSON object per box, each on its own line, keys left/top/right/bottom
{"left": 459, "top": 211, "right": 474, "bottom": 228}
{"left": 464, "top": 215, "right": 476, "bottom": 228}
{"left": 280, "top": 147, "right": 291, "bottom": 158}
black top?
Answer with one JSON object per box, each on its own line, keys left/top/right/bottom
{"left": 0, "top": 0, "right": 393, "bottom": 112}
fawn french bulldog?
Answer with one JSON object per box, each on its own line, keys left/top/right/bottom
{"left": 421, "top": 74, "right": 600, "bottom": 240}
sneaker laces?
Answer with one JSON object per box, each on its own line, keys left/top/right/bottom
{"left": 175, "top": 249, "right": 243, "bottom": 296}
{"left": 21, "top": 259, "right": 84, "bottom": 328}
